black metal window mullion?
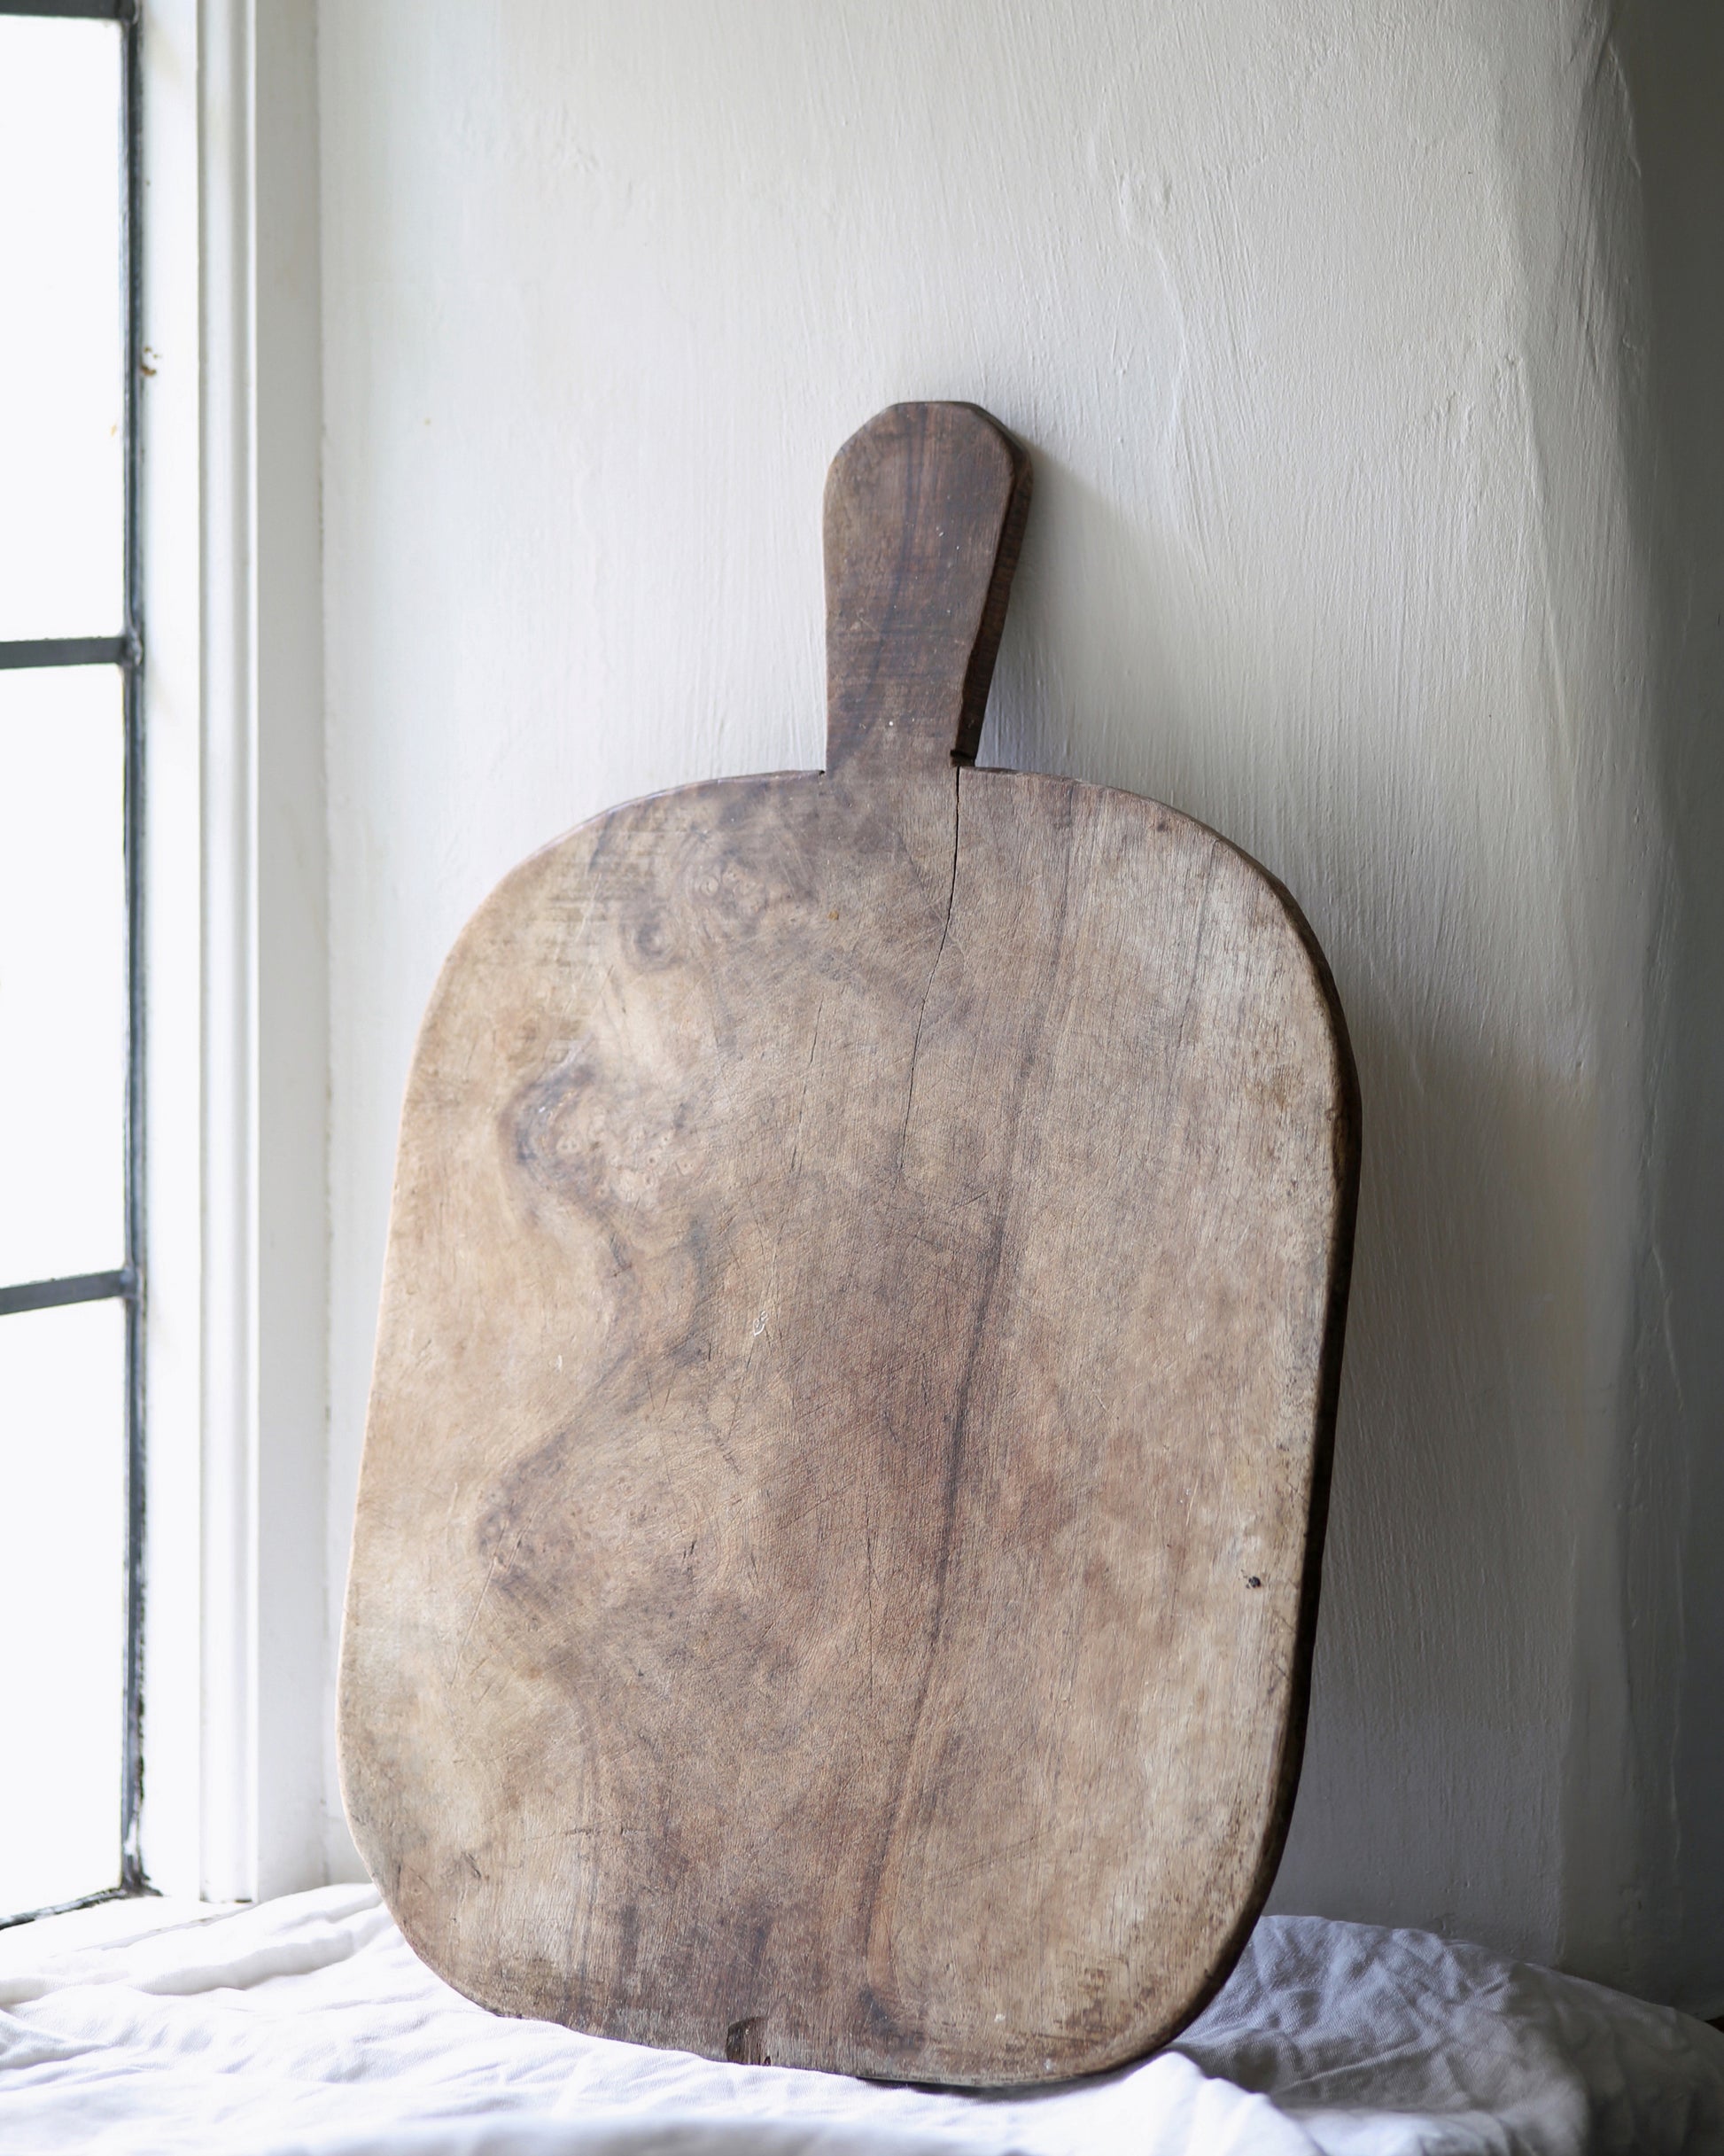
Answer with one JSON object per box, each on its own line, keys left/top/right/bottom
{"left": 118, "top": 0, "right": 145, "bottom": 1899}
{"left": 0, "top": 0, "right": 147, "bottom": 1923}
{"left": 0, "top": 2, "right": 135, "bottom": 21}
{"left": 0, "top": 634, "right": 133, "bottom": 669}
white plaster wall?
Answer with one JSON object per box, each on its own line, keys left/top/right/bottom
{"left": 315, "top": 0, "right": 1720, "bottom": 2004}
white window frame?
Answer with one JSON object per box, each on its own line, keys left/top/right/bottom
{"left": 140, "top": 0, "right": 329, "bottom": 1904}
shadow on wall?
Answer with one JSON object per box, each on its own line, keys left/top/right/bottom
{"left": 988, "top": 448, "right": 1600, "bottom": 1977}
{"left": 1609, "top": 0, "right": 1724, "bottom": 2013}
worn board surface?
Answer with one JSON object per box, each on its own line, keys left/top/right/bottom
{"left": 339, "top": 402, "right": 1360, "bottom": 2088}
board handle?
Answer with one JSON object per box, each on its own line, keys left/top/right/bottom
{"left": 824, "top": 402, "right": 1031, "bottom": 778}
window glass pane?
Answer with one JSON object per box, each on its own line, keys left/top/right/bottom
{"left": 0, "top": 1296, "right": 126, "bottom": 1913}
{"left": 0, "top": 667, "right": 125, "bottom": 1287}
{"left": 0, "top": 17, "right": 124, "bottom": 642}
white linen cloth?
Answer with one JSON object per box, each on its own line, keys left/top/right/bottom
{"left": 0, "top": 1883, "right": 1720, "bottom": 2155}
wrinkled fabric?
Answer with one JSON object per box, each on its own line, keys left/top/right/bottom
{"left": 0, "top": 1885, "right": 1718, "bottom": 2155}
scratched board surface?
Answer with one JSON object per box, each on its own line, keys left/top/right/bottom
{"left": 338, "top": 404, "right": 1360, "bottom": 2087}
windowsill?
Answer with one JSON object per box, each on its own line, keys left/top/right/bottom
{"left": 0, "top": 1893, "right": 238, "bottom": 1969}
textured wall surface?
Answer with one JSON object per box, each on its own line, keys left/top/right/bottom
{"left": 315, "top": 0, "right": 1722, "bottom": 2005}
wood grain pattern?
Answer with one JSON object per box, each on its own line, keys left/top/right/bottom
{"left": 338, "top": 402, "right": 1360, "bottom": 2087}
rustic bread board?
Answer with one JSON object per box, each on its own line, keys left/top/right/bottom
{"left": 339, "top": 402, "right": 1360, "bottom": 2088}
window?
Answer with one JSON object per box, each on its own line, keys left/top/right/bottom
{"left": 0, "top": 0, "right": 144, "bottom": 1922}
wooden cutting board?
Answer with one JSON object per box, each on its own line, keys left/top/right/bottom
{"left": 338, "top": 401, "right": 1359, "bottom": 2088}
